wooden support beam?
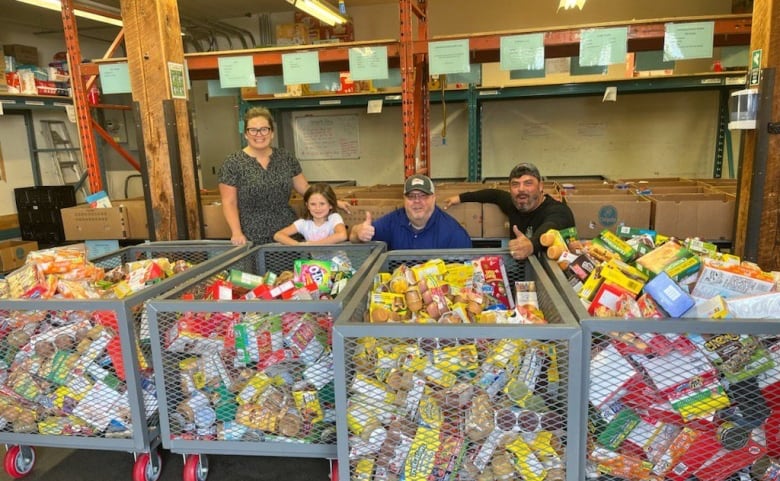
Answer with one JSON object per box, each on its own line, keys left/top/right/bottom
{"left": 120, "top": 0, "right": 201, "bottom": 240}
{"left": 734, "top": 1, "right": 780, "bottom": 270}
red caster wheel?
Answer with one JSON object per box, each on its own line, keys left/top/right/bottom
{"left": 4, "top": 445, "right": 35, "bottom": 478}
{"left": 329, "top": 459, "right": 338, "bottom": 481}
{"left": 132, "top": 450, "right": 162, "bottom": 481}
{"left": 183, "top": 454, "right": 209, "bottom": 481}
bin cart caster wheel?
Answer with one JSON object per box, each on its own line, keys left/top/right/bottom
{"left": 329, "top": 459, "right": 338, "bottom": 481}
{"left": 132, "top": 450, "right": 162, "bottom": 481}
{"left": 183, "top": 454, "right": 208, "bottom": 481}
{"left": 4, "top": 445, "right": 35, "bottom": 478}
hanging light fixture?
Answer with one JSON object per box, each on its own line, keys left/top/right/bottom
{"left": 16, "top": 0, "right": 123, "bottom": 26}
{"left": 286, "top": 0, "right": 347, "bottom": 26}
{"left": 558, "top": 0, "right": 587, "bottom": 10}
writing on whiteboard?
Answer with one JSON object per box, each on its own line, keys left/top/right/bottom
{"left": 293, "top": 114, "right": 360, "bottom": 160}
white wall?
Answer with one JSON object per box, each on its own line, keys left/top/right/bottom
{"left": 0, "top": 0, "right": 745, "bottom": 215}
{"left": 193, "top": 0, "right": 741, "bottom": 187}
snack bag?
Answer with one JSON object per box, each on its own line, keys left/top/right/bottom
{"left": 472, "top": 256, "right": 514, "bottom": 309}
{"left": 294, "top": 260, "right": 332, "bottom": 293}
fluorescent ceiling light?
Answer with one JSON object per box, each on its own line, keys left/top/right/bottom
{"left": 16, "top": 0, "right": 123, "bottom": 27}
{"left": 558, "top": 0, "right": 587, "bottom": 10}
{"left": 286, "top": 0, "right": 347, "bottom": 27}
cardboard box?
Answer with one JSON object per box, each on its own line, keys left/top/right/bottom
{"left": 0, "top": 240, "right": 37, "bottom": 272}
{"left": 275, "top": 23, "right": 309, "bottom": 46}
{"left": 3, "top": 44, "right": 38, "bottom": 65}
{"left": 437, "top": 201, "right": 482, "bottom": 238}
{"left": 613, "top": 177, "right": 694, "bottom": 184}
{"left": 631, "top": 185, "right": 712, "bottom": 195}
{"left": 481, "top": 204, "right": 510, "bottom": 238}
{"left": 566, "top": 194, "right": 652, "bottom": 239}
{"left": 339, "top": 198, "right": 403, "bottom": 232}
{"left": 201, "top": 202, "right": 230, "bottom": 239}
{"left": 61, "top": 200, "right": 149, "bottom": 240}
{"left": 647, "top": 193, "right": 735, "bottom": 241}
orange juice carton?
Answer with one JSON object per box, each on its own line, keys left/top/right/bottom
{"left": 692, "top": 259, "right": 776, "bottom": 299}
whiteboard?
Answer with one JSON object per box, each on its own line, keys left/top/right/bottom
{"left": 293, "top": 113, "right": 360, "bottom": 160}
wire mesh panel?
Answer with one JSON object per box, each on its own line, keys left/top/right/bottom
{"left": 145, "top": 242, "right": 385, "bottom": 458}
{"left": 332, "top": 249, "right": 582, "bottom": 481}
{"left": 0, "top": 241, "right": 246, "bottom": 453}
{"left": 583, "top": 318, "right": 780, "bottom": 481}
{"left": 541, "top": 256, "right": 780, "bottom": 481}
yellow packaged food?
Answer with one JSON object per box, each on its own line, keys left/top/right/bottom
{"left": 404, "top": 425, "right": 441, "bottom": 481}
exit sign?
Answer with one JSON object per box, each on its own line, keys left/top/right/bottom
{"left": 750, "top": 49, "right": 762, "bottom": 86}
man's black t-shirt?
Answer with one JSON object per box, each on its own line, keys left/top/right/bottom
{"left": 460, "top": 189, "right": 575, "bottom": 254}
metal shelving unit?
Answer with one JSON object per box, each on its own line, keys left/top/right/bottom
{"left": 74, "top": 11, "right": 753, "bottom": 190}
{"left": 0, "top": 94, "right": 74, "bottom": 187}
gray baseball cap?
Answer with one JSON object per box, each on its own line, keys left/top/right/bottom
{"left": 404, "top": 174, "right": 435, "bottom": 195}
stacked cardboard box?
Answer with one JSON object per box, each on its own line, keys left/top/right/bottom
{"left": 60, "top": 199, "right": 148, "bottom": 240}
{"left": 599, "top": 178, "right": 738, "bottom": 242}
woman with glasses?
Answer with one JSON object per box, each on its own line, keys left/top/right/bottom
{"left": 218, "top": 106, "right": 349, "bottom": 246}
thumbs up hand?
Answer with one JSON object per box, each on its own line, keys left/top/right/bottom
{"left": 352, "top": 211, "right": 376, "bottom": 242}
{"left": 508, "top": 225, "right": 533, "bottom": 260}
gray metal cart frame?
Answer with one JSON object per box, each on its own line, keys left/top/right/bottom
{"left": 333, "top": 250, "right": 582, "bottom": 481}
{"left": 541, "top": 256, "right": 780, "bottom": 481}
{"left": 0, "top": 240, "right": 247, "bottom": 481}
{"left": 145, "top": 242, "right": 385, "bottom": 481}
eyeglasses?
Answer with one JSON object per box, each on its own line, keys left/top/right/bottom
{"left": 246, "top": 127, "right": 272, "bottom": 136}
{"left": 404, "top": 192, "right": 431, "bottom": 201}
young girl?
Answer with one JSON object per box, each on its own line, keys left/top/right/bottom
{"left": 273, "top": 183, "right": 348, "bottom": 245}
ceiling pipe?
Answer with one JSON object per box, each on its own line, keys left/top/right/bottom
{"left": 209, "top": 20, "right": 257, "bottom": 49}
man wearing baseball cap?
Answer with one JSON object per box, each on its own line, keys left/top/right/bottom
{"left": 443, "top": 163, "right": 575, "bottom": 260}
{"left": 350, "top": 174, "right": 472, "bottom": 250}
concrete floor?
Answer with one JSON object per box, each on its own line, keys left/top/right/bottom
{"left": 0, "top": 447, "right": 332, "bottom": 481}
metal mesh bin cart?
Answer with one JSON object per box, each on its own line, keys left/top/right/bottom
{"left": 0, "top": 240, "right": 247, "bottom": 481}
{"left": 582, "top": 318, "right": 780, "bottom": 481}
{"left": 540, "top": 255, "right": 780, "bottom": 481}
{"left": 145, "top": 242, "right": 385, "bottom": 481}
{"left": 332, "top": 249, "right": 582, "bottom": 481}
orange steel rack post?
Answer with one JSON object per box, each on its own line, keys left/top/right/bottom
{"left": 61, "top": 0, "right": 103, "bottom": 194}
{"left": 400, "top": 0, "right": 430, "bottom": 178}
